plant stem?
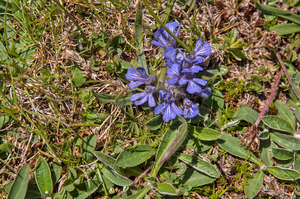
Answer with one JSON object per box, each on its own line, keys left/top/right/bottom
{"left": 275, "top": 50, "right": 300, "bottom": 101}
{"left": 141, "top": 0, "right": 192, "bottom": 53}
{"left": 254, "top": 68, "right": 283, "bottom": 127}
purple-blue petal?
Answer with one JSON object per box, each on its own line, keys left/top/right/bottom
{"left": 178, "top": 77, "right": 188, "bottom": 85}
{"left": 195, "top": 42, "right": 212, "bottom": 57}
{"left": 188, "top": 108, "right": 199, "bottom": 118}
{"left": 168, "top": 78, "right": 178, "bottom": 85}
{"left": 195, "top": 38, "right": 203, "bottom": 51}
{"left": 148, "top": 95, "right": 156, "bottom": 107}
{"left": 135, "top": 94, "right": 148, "bottom": 105}
{"left": 187, "top": 81, "right": 202, "bottom": 94}
{"left": 136, "top": 67, "right": 147, "bottom": 77}
{"left": 190, "top": 65, "right": 203, "bottom": 73}
{"left": 163, "top": 104, "right": 177, "bottom": 122}
{"left": 170, "top": 102, "right": 183, "bottom": 115}
{"left": 125, "top": 68, "right": 145, "bottom": 81}
{"left": 193, "top": 78, "right": 207, "bottom": 86}
{"left": 167, "top": 63, "right": 180, "bottom": 77}
{"left": 154, "top": 103, "right": 166, "bottom": 114}
{"left": 164, "top": 48, "right": 177, "bottom": 64}
{"left": 129, "top": 81, "right": 145, "bottom": 89}
{"left": 152, "top": 40, "right": 165, "bottom": 48}
{"left": 130, "top": 92, "right": 145, "bottom": 101}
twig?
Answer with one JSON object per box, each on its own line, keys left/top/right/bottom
{"left": 275, "top": 51, "right": 300, "bottom": 101}
{"left": 254, "top": 68, "right": 283, "bottom": 127}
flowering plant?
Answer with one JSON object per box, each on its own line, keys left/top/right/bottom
{"left": 126, "top": 21, "right": 212, "bottom": 122}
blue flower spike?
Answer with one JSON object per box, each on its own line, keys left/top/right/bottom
{"left": 152, "top": 22, "right": 181, "bottom": 50}
{"left": 154, "top": 96, "right": 183, "bottom": 122}
{"left": 183, "top": 98, "right": 199, "bottom": 119}
{"left": 130, "top": 86, "right": 157, "bottom": 107}
{"left": 125, "top": 67, "right": 156, "bottom": 89}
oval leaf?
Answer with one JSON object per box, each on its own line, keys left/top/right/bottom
{"left": 93, "top": 151, "right": 123, "bottom": 174}
{"left": 93, "top": 91, "right": 133, "bottom": 106}
{"left": 260, "top": 139, "right": 275, "bottom": 166}
{"left": 262, "top": 116, "right": 294, "bottom": 134}
{"left": 189, "top": 126, "right": 221, "bottom": 141}
{"left": 275, "top": 100, "right": 295, "bottom": 130}
{"left": 234, "top": 107, "right": 259, "bottom": 124}
{"left": 8, "top": 164, "right": 29, "bottom": 199}
{"left": 154, "top": 182, "right": 177, "bottom": 196}
{"left": 100, "top": 166, "right": 132, "bottom": 186}
{"left": 270, "top": 132, "right": 300, "bottom": 150}
{"left": 267, "top": 166, "right": 300, "bottom": 180}
{"left": 176, "top": 153, "right": 219, "bottom": 178}
{"left": 245, "top": 170, "right": 264, "bottom": 199}
{"left": 180, "top": 169, "right": 216, "bottom": 187}
{"left": 115, "top": 145, "right": 154, "bottom": 167}
{"left": 272, "top": 148, "right": 294, "bottom": 160}
{"left": 35, "top": 157, "right": 53, "bottom": 196}
{"left": 146, "top": 115, "right": 163, "bottom": 130}
{"left": 82, "top": 134, "right": 97, "bottom": 163}
{"left": 216, "top": 134, "right": 262, "bottom": 166}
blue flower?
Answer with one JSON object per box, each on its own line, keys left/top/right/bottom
{"left": 182, "top": 98, "right": 199, "bottom": 119}
{"left": 167, "top": 63, "right": 182, "bottom": 85}
{"left": 197, "top": 88, "right": 211, "bottom": 98}
{"left": 178, "top": 74, "right": 207, "bottom": 94}
{"left": 188, "top": 38, "right": 211, "bottom": 64}
{"left": 164, "top": 48, "right": 177, "bottom": 67}
{"left": 159, "top": 87, "right": 173, "bottom": 100}
{"left": 152, "top": 22, "right": 181, "bottom": 50}
{"left": 154, "top": 96, "right": 183, "bottom": 122}
{"left": 130, "top": 86, "right": 157, "bottom": 107}
{"left": 125, "top": 67, "right": 156, "bottom": 89}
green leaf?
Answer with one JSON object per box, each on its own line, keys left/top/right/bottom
{"left": 120, "top": 61, "right": 131, "bottom": 69}
{"left": 275, "top": 100, "right": 296, "bottom": 130}
{"left": 100, "top": 166, "right": 132, "bottom": 186}
{"left": 216, "top": 134, "right": 262, "bottom": 166}
{"left": 0, "top": 142, "right": 14, "bottom": 153}
{"left": 272, "top": 148, "right": 294, "bottom": 160}
{"left": 49, "top": 161, "right": 61, "bottom": 186}
{"left": 8, "top": 164, "right": 29, "bottom": 199}
{"left": 270, "top": 23, "right": 300, "bottom": 35}
{"left": 82, "top": 134, "right": 97, "bottom": 163}
{"left": 270, "top": 132, "right": 300, "bottom": 150}
{"left": 180, "top": 169, "right": 216, "bottom": 187}
{"left": 69, "top": 180, "right": 101, "bottom": 199}
{"left": 72, "top": 68, "right": 86, "bottom": 87}
{"left": 63, "top": 179, "right": 75, "bottom": 192}
{"left": 176, "top": 153, "right": 220, "bottom": 178}
{"left": 146, "top": 115, "right": 163, "bottom": 130}
{"left": 262, "top": 116, "right": 294, "bottom": 134}
{"left": 154, "top": 182, "right": 177, "bottom": 196}
{"left": 189, "top": 126, "right": 221, "bottom": 141}
{"left": 93, "top": 151, "right": 123, "bottom": 174}
{"left": 260, "top": 139, "right": 275, "bottom": 166}
{"left": 35, "top": 157, "right": 53, "bottom": 196}
{"left": 294, "top": 107, "right": 300, "bottom": 122}
{"left": 151, "top": 116, "right": 188, "bottom": 177}
{"left": 267, "top": 166, "right": 300, "bottom": 180}
{"left": 115, "top": 145, "right": 154, "bottom": 167}
{"left": 0, "top": 115, "right": 10, "bottom": 128}
{"left": 294, "top": 151, "right": 300, "bottom": 172}
{"left": 234, "top": 107, "right": 259, "bottom": 124}
{"left": 245, "top": 82, "right": 263, "bottom": 94}
{"left": 135, "top": 3, "right": 147, "bottom": 72}
{"left": 93, "top": 91, "right": 133, "bottom": 106}
{"left": 245, "top": 170, "right": 264, "bottom": 199}
{"left": 25, "top": 184, "right": 43, "bottom": 199}
{"left": 255, "top": 2, "right": 300, "bottom": 25}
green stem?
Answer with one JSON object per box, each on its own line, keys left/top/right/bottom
{"left": 142, "top": 0, "right": 192, "bottom": 53}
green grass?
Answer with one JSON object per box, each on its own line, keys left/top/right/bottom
{"left": 1, "top": 0, "right": 300, "bottom": 198}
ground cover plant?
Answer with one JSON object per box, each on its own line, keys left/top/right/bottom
{"left": 1, "top": 0, "right": 300, "bottom": 198}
